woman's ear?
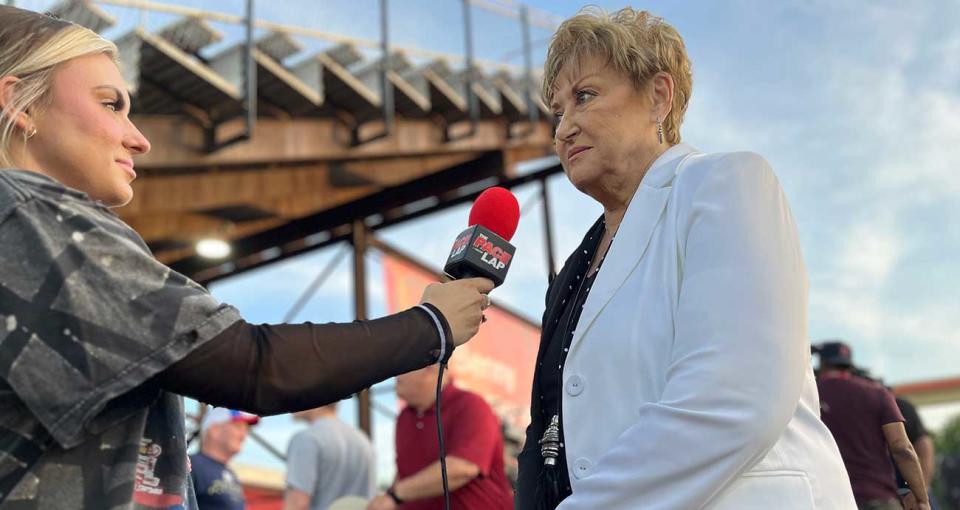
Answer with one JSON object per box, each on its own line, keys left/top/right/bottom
{"left": 0, "top": 75, "right": 32, "bottom": 131}
{"left": 650, "top": 71, "right": 675, "bottom": 120}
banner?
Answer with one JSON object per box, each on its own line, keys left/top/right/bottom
{"left": 383, "top": 254, "right": 539, "bottom": 433}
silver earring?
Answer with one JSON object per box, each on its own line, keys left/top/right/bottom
{"left": 26, "top": 127, "right": 37, "bottom": 140}
{"left": 656, "top": 118, "right": 664, "bottom": 145}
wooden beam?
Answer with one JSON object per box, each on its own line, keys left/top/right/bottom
{"left": 179, "top": 153, "right": 562, "bottom": 284}
{"left": 170, "top": 151, "right": 507, "bottom": 278}
{"left": 122, "top": 163, "right": 332, "bottom": 215}
{"left": 132, "top": 215, "right": 284, "bottom": 246}
{"left": 337, "top": 152, "right": 481, "bottom": 186}
{"left": 126, "top": 186, "right": 375, "bottom": 243}
{"left": 130, "top": 115, "right": 553, "bottom": 169}
{"left": 119, "top": 151, "right": 485, "bottom": 218}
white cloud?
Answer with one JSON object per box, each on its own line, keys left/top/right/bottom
{"left": 788, "top": 2, "right": 960, "bottom": 382}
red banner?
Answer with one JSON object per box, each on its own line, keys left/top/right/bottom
{"left": 382, "top": 254, "right": 539, "bottom": 433}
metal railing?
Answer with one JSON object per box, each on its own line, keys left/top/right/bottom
{"left": 12, "top": 0, "right": 554, "bottom": 147}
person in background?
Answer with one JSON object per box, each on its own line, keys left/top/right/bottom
{"left": 284, "top": 403, "right": 375, "bottom": 510}
{"left": 366, "top": 365, "right": 513, "bottom": 510}
{"left": 895, "top": 396, "right": 939, "bottom": 510}
{"left": 850, "top": 367, "right": 941, "bottom": 510}
{"left": 816, "top": 341, "right": 930, "bottom": 510}
{"left": 190, "top": 409, "right": 260, "bottom": 510}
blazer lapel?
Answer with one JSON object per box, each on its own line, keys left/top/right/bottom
{"left": 568, "top": 144, "right": 698, "bottom": 353}
{"left": 525, "top": 217, "right": 603, "bottom": 438}
{"left": 539, "top": 217, "right": 603, "bottom": 343}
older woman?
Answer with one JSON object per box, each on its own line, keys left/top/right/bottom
{"left": 0, "top": 7, "right": 493, "bottom": 509}
{"left": 516, "top": 8, "right": 864, "bottom": 510}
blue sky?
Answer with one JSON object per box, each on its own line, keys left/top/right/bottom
{"left": 20, "top": 0, "right": 959, "bottom": 484}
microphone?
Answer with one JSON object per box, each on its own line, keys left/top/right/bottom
{"left": 437, "top": 186, "right": 518, "bottom": 510}
{"left": 443, "top": 187, "right": 519, "bottom": 287}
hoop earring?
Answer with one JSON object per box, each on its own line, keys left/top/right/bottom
{"left": 26, "top": 127, "right": 37, "bottom": 140}
{"left": 656, "top": 118, "right": 664, "bottom": 145}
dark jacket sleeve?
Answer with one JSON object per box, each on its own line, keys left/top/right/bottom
{"left": 158, "top": 304, "right": 453, "bottom": 415}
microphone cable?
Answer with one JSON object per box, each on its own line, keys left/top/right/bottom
{"left": 436, "top": 361, "right": 452, "bottom": 510}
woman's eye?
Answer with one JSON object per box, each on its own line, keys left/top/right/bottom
{"left": 575, "top": 90, "right": 595, "bottom": 104}
{"left": 103, "top": 99, "right": 125, "bottom": 112}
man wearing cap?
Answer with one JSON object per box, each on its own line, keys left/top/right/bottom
{"left": 190, "top": 408, "right": 260, "bottom": 510}
{"left": 815, "top": 341, "right": 930, "bottom": 510}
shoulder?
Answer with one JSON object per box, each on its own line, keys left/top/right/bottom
{"left": 673, "top": 151, "right": 776, "bottom": 196}
{"left": 289, "top": 428, "right": 322, "bottom": 451}
{"left": 668, "top": 150, "right": 787, "bottom": 225}
{"left": 189, "top": 453, "right": 220, "bottom": 476}
{"left": 851, "top": 377, "right": 888, "bottom": 398}
{"left": 0, "top": 170, "right": 39, "bottom": 223}
{"left": 342, "top": 421, "right": 373, "bottom": 445}
{"left": 449, "top": 387, "right": 496, "bottom": 418}
{"left": 0, "top": 170, "right": 130, "bottom": 236}
{"left": 896, "top": 397, "right": 917, "bottom": 415}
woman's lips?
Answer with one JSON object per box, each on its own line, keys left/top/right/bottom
{"left": 567, "top": 146, "right": 592, "bottom": 160}
{"left": 116, "top": 159, "right": 136, "bottom": 179}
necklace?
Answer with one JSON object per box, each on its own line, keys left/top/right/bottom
{"left": 588, "top": 228, "right": 616, "bottom": 277}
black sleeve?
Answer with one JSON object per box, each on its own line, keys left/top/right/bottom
{"left": 157, "top": 304, "right": 453, "bottom": 415}
{"left": 896, "top": 397, "right": 927, "bottom": 443}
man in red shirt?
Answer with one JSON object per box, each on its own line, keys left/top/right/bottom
{"left": 815, "top": 341, "right": 930, "bottom": 510}
{"left": 367, "top": 364, "right": 514, "bottom": 510}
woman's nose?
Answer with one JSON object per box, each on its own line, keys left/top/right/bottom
{"left": 554, "top": 111, "right": 579, "bottom": 143}
{"left": 123, "top": 119, "right": 151, "bottom": 155}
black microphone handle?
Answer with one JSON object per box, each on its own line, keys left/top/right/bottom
{"left": 451, "top": 267, "right": 482, "bottom": 280}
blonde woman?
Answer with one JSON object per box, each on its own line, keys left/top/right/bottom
{"left": 0, "top": 7, "right": 493, "bottom": 508}
{"left": 517, "top": 8, "right": 862, "bottom": 510}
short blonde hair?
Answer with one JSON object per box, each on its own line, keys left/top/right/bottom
{"left": 542, "top": 7, "right": 693, "bottom": 145}
{"left": 0, "top": 6, "right": 117, "bottom": 167}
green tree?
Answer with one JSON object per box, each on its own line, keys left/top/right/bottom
{"left": 938, "top": 413, "right": 960, "bottom": 456}
{"left": 934, "top": 413, "right": 960, "bottom": 510}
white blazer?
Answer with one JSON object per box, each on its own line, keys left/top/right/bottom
{"left": 555, "top": 144, "right": 855, "bottom": 509}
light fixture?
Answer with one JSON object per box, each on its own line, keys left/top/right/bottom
{"left": 196, "top": 238, "right": 231, "bottom": 259}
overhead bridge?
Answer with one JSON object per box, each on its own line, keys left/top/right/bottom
{"left": 43, "top": 0, "right": 562, "bottom": 285}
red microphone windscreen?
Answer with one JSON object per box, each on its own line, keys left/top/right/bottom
{"left": 468, "top": 187, "right": 520, "bottom": 241}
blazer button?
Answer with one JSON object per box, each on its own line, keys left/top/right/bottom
{"left": 565, "top": 375, "right": 585, "bottom": 396}
{"left": 572, "top": 457, "right": 594, "bottom": 479}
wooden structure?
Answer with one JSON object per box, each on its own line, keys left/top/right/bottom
{"left": 48, "top": 0, "right": 558, "bottom": 285}
{"left": 47, "top": 0, "right": 561, "bottom": 436}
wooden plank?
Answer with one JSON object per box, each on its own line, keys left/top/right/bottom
{"left": 121, "top": 151, "right": 485, "bottom": 216}
{"left": 127, "top": 186, "right": 374, "bottom": 243}
{"left": 490, "top": 74, "right": 528, "bottom": 120}
{"left": 208, "top": 45, "right": 321, "bottom": 115}
{"left": 131, "top": 116, "right": 553, "bottom": 169}
{"left": 256, "top": 31, "right": 303, "bottom": 62}
{"left": 49, "top": 0, "right": 116, "bottom": 33}
{"left": 122, "top": 163, "right": 333, "bottom": 215}
{"left": 129, "top": 29, "right": 242, "bottom": 119}
{"left": 354, "top": 52, "right": 431, "bottom": 118}
{"left": 157, "top": 16, "right": 222, "bottom": 55}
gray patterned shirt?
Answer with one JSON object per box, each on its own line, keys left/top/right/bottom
{"left": 0, "top": 169, "right": 241, "bottom": 509}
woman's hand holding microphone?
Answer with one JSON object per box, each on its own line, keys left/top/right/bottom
{"left": 420, "top": 278, "right": 494, "bottom": 347}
